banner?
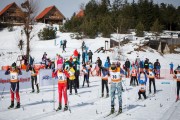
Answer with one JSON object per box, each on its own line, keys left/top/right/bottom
{"left": 39, "top": 69, "right": 58, "bottom": 86}
{"left": 0, "top": 70, "right": 31, "bottom": 92}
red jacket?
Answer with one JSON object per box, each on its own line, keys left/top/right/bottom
{"left": 73, "top": 50, "right": 79, "bottom": 57}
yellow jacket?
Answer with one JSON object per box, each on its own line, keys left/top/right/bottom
{"left": 69, "top": 67, "right": 75, "bottom": 80}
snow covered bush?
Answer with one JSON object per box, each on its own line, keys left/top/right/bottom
{"left": 38, "top": 27, "right": 57, "bottom": 40}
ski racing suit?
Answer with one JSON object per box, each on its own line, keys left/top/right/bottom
{"left": 109, "top": 67, "right": 124, "bottom": 109}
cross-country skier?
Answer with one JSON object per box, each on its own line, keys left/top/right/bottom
{"left": 138, "top": 72, "right": 147, "bottom": 99}
{"left": 109, "top": 62, "right": 125, "bottom": 114}
{"left": 5, "top": 62, "right": 22, "bottom": 109}
{"left": 173, "top": 66, "right": 180, "bottom": 102}
{"left": 68, "top": 64, "right": 78, "bottom": 95}
{"left": 101, "top": 67, "right": 109, "bottom": 98}
{"left": 148, "top": 68, "right": 156, "bottom": 94}
{"left": 53, "top": 64, "right": 69, "bottom": 111}
{"left": 72, "top": 58, "right": 80, "bottom": 89}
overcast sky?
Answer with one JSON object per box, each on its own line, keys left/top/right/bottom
{"left": 0, "top": 0, "right": 179, "bottom": 18}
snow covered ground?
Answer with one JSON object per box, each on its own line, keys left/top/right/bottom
{"left": 0, "top": 23, "right": 180, "bottom": 120}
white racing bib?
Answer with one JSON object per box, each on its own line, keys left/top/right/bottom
{"left": 110, "top": 72, "right": 121, "bottom": 80}
{"left": 176, "top": 74, "right": 180, "bottom": 79}
{"left": 149, "top": 72, "right": 155, "bottom": 77}
{"left": 10, "top": 72, "right": 18, "bottom": 80}
{"left": 57, "top": 72, "right": 66, "bottom": 81}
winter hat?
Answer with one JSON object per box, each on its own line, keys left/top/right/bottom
{"left": 11, "top": 62, "right": 16, "bottom": 68}
{"left": 177, "top": 66, "right": 180, "bottom": 71}
{"left": 111, "top": 63, "right": 116, "bottom": 70}
{"left": 57, "top": 64, "right": 63, "bottom": 70}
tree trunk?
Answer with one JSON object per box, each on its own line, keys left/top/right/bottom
{"left": 26, "top": 32, "right": 30, "bottom": 63}
{"left": 170, "top": 23, "right": 172, "bottom": 31}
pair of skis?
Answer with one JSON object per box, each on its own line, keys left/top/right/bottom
{"left": 104, "top": 111, "right": 122, "bottom": 118}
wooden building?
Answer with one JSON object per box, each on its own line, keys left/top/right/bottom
{"left": 0, "top": 2, "right": 24, "bottom": 23}
{"left": 76, "top": 10, "right": 84, "bottom": 18}
{"left": 35, "top": 5, "right": 65, "bottom": 24}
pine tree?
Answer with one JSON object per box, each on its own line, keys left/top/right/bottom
{"left": 136, "top": 22, "right": 144, "bottom": 37}
{"left": 150, "top": 19, "right": 163, "bottom": 40}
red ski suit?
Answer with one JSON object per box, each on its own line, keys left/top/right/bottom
{"left": 53, "top": 70, "right": 69, "bottom": 104}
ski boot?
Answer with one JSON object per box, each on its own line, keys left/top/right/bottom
{"left": 56, "top": 103, "right": 62, "bottom": 111}
{"left": 111, "top": 106, "right": 115, "bottom": 114}
{"left": 69, "top": 93, "right": 72, "bottom": 95}
{"left": 15, "top": 102, "right": 20, "bottom": 109}
{"left": 118, "top": 107, "right": 122, "bottom": 114}
{"left": 101, "top": 93, "right": 104, "bottom": 98}
{"left": 75, "top": 93, "right": 78, "bottom": 95}
{"left": 106, "top": 93, "right": 109, "bottom": 98}
{"left": 31, "top": 90, "right": 35, "bottom": 93}
{"left": 64, "top": 104, "right": 68, "bottom": 111}
{"left": 8, "top": 101, "right": 14, "bottom": 109}
{"left": 175, "top": 96, "right": 179, "bottom": 102}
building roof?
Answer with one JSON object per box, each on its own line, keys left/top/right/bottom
{"left": 0, "top": 2, "right": 15, "bottom": 16}
{"left": 76, "top": 10, "right": 84, "bottom": 18}
{"left": 35, "top": 5, "right": 65, "bottom": 20}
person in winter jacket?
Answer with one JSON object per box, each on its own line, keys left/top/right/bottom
{"left": 73, "top": 49, "right": 79, "bottom": 58}
{"left": 104, "top": 56, "right": 111, "bottom": 69}
{"left": 81, "top": 64, "right": 89, "bottom": 87}
{"left": 5, "top": 62, "right": 22, "bottom": 109}
{"left": 174, "top": 66, "right": 180, "bottom": 102}
{"left": 64, "top": 39, "right": 67, "bottom": 48}
{"left": 148, "top": 68, "right": 156, "bottom": 94}
{"left": 155, "top": 64, "right": 161, "bottom": 79}
{"left": 135, "top": 56, "right": 140, "bottom": 73}
{"left": 139, "top": 60, "right": 144, "bottom": 72}
{"left": 28, "top": 66, "right": 40, "bottom": 93}
{"left": 130, "top": 67, "right": 138, "bottom": 86}
{"left": 82, "top": 50, "right": 86, "bottom": 64}
{"left": 138, "top": 72, "right": 147, "bottom": 99}
{"left": 57, "top": 55, "right": 63, "bottom": 67}
{"left": 63, "top": 59, "right": 72, "bottom": 89}
{"left": 169, "top": 62, "right": 174, "bottom": 74}
{"left": 154, "top": 59, "right": 161, "bottom": 76}
{"left": 68, "top": 64, "right": 77, "bottom": 95}
{"left": 101, "top": 67, "right": 109, "bottom": 98}
{"left": 144, "top": 58, "right": 149, "bottom": 73}
{"left": 96, "top": 57, "right": 102, "bottom": 76}
{"left": 42, "top": 52, "right": 47, "bottom": 64}
{"left": 87, "top": 50, "right": 93, "bottom": 63}
{"left": 125, "top": 58, "right": 130, "bottom": 78}
{"left": 73, "top": 58, "right": 80, "bottom": 89}
{"left": 53, "top": 64, "right": 69, "bottom": 111}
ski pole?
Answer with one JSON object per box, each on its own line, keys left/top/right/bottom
{"left": 53, "top": 78, "right": 55, "bottom": 110}
{"left": 1, "top": 87, "right": 5, "bottom": 100}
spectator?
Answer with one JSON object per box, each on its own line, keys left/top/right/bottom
{"left": 73, "top": 49, "right": 79, "bottom": 58}
{"left": 87, "top": 50, "right": 93, "bottom": 63}
{"left": 125, "top": 58, "right": 131, "bottom": 78}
